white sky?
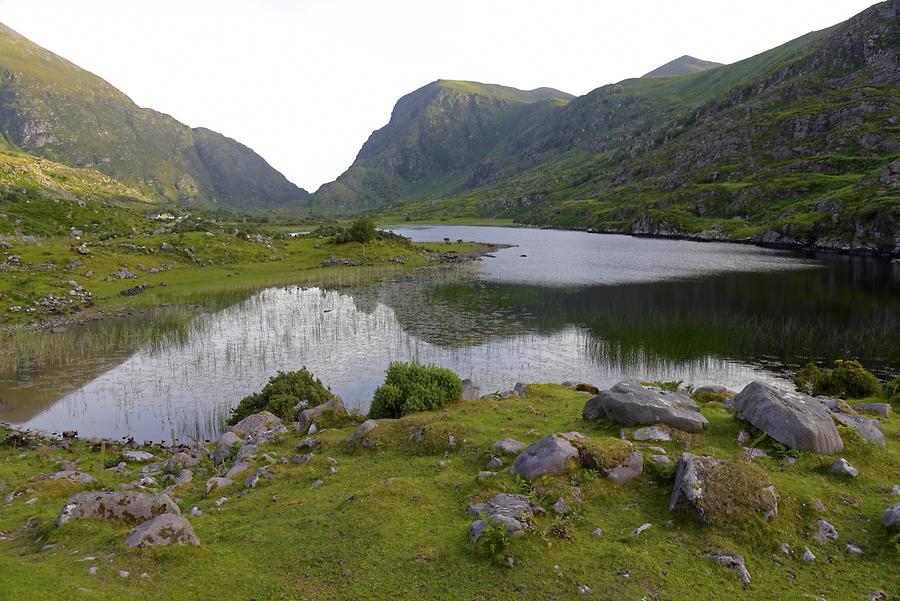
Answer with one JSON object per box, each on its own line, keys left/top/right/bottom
{"left": 0, "top": 0, "right": 879, "bottom": 191}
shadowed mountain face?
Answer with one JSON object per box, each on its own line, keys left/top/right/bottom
{"left": 0, "top": 23, "right": 307, "bottom": 210}
{"left": 641, "top": 55, "right": 723, "bottom": 78}
{"left": 310, "top": 80, "right": 573, "bottom": 213}
{"left": 314, "top": 1, "right": 899, "bottom": 255}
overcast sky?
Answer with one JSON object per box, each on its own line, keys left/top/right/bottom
{"left": 0, "top": 0, "right": 879, "bottom": 191}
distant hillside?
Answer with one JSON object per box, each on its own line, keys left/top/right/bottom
{"left": 310, "top": 80, "right": 572, "bottom": 213}
{"left": 642, "top": 55, "right": 723, "bottom": 78}
{"left": 0, "top": 23, "right": 307, "bottom": 210}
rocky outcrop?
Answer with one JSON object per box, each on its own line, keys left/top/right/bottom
{"left": 511, "top": 433, "right": 582, "bottom": 480}
{"left": 229, "top": 411, "right": 287, "bottom": 443}
{"left": 583, "top": 381, "right": 708, "bottom": 433}
{"left": 467, "top": 493, "right": 540, "bottom": 542}
{"left": 57, "top": 492, "right": 179, "bottom": 526}
{"left": 125, "top": 513, "right": 200, "bottom": 548}
{"left": 730, "top": 381, "right": 843, "bottom": 454}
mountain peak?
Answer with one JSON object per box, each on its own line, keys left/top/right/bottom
{"left": 641, "top": 55, "right": 723, "bottom": 78}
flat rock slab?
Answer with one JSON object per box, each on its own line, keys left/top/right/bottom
{"left": 467, "top": 493, "right": 539, "bottom": 542}
{"left": 122, "top": 450, "right": 155, "bottom": 462}
{"left": 58, "top": 492, "right": 179, "bottom": 526}
{"left": 230, "top": 411, "right": 287, "bottom": 443}
{"left": 125, "top": 513, "right": 200, "bottom": 548}
{"left": 606, "top": 451, "right": 643, "bottom": 484}
{"left": 511, "top": 433, "right": 581, "bottom": 480}
{"left": 831, "top": 412, "right": 884, "bottom": 447}
{"left": 633, "top": 426, "right": 672, "bottom": 442}
{"left": 492, "top": 438, "right": 525, "bottom": 455}
{"left": 32, "top": 470, "right": 97, "bottom": 485}
{"left": 583, "top": 381, "right": 708, "bottom": 433}
{"left": 731, "top": 381, "right": 843, "bottom": 454}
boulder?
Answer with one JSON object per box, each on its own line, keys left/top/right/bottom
{"left": 705, "top": 552, "right": 751, "bottom": 585}
{"left": 583, "top": 381, "right": 708, "bottom": 433}
{"left": 830, "top": 412, "right": 884, "bottom": 447}
{"left": 122, "top": 450, "right": 154, "bottom": 462}
{"left": 166, "top": 452, "right": 200, "bottom": 473}
{"left": 511, "top": 433, "right": 581, "bottom": 480}
{"left": 348, "top": 419, "right": 378, "bottom": 443}
{"left": 513, "top": 382, "right": 527, "bottom": 398}
{"left": 296, "top": 397, "right": 346, "bottom": 435}
{"left": 730, "top": 381, "right": 843, "bottom": 454}
{"left": 854, "top": 402, "right": 891, "bottom": 417}
{"left": 57, "top": 492, "right": 179, "bottom": 526}
{"left": 174, "top": 470, "right": 193, "bottom": 486}
{"left": 461, "top": 379, "right": 481, "bottom": 401}
{"left": 467, "top": 493, "right": 538, "bottom": 542}
{"left": 492, "top": 438, "right": 525, "bottom": 456}
{"left": 225, "top": 462, "right": 251, "bottom": 480}
{"left": 882, "top": 502, "right": 900, "bottom": 531}
{"left": 831, "top": 457, "right": 858, "bottom": 478}
{"left": 229, "top": 411, "right": 287, "bottom": 443}
{"left": 213, "top": 431, "right": 243, "bottom": 465}
{"left": 695, "top": 385, "right": 729, "bottom": 395}
{"left": 486, "top": 457, "right": 503, "bottom": 470}
{"left": 669, "top": 453, "right": 778, "bottom": 524}
{"left": 125, "top": 513, "right": 200, "bottom": 548}
{"left": 813, "top": 519, "right": 838, "bottom": 543}
{"left": 606, "top": 451, "right": 643, "bottom": 484}
{"left": 32, "top": 470, "right": 97, "bottom": 485}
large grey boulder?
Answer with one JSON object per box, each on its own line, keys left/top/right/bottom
{"left": 583, "top": 381, "right": 708, "bottom": 433}
{"left": 213, "top": 431, "right": 243, "bottom": 465}
{"left": 854, "top": 402, "right": 891, "bottom": 417}
{"left": 883, "top": 503, "right": 900, "bottom": 531}
{"left": 125, "top": 513, "right": 200, "bottom": 548}
{"left": 669, "top": 453, "right": 778, "bottom": 523}
{"left": 57, "top": 492, "right": 179, "bottom": 526}
{"left": 229, "top": 411, "right": 287, "bottom": 443}
{"left": 511, "top": 433, "right": 581, "bottom": 480}
{"left": 467, "top": 493, "right": 539, "bottom": 542}
{"left": 296, "top": 397, "right": 346, "bottom": 435}
{"left": 461, "top": 379, "right": 481, "bottom": 401}
{"left": 730, "top": 382, "right": 843, "bottom": 454}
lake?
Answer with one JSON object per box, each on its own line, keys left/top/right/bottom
{"left": 1, "top": 226, "right": 897, "bottom": 443}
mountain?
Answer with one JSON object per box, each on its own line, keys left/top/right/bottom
{"left": 310, "top": 80, "right": 572, "bottom": 212}
{"left": 641, "top": 55, "right": 723, "bottom": 78}
{"left": 336, "top": 1, "right": 899, "bottom": 255}
{"left": 0, "top": 23, "right": 307, "bottom": 210}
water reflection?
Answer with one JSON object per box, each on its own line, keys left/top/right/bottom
{"left": 0, "top": 227, "right": 896, "bottom": 442}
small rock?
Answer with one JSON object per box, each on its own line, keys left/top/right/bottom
{"left": 706, "top": 552, "right": 751, "bottom": 585}
{"left": 632, "top": 523, "right": 651, "bottom": 538}
{"left": 348, "top": 420, "right": 378, "bottom": 443}
{"left": 492, "top": 438, "right": 525, "bottom": 456}
{"left": 591, "top": 528, "right": 603, "bottom": 538}
{"left": 118, "top": 570, "right": 130, "bottom": 578}
{"left": 830, "top": 458, "right": 858, "bottom": 478}
{"left": 88, "top": 566, "right": 97, "bottom": 575}
{"left": 190, "top": 507, "right": 202, "bottom": 517}
{"left": 779, "top": 542, "right": 791, "bottom": 555}
{"left": 813, "top": 519, "right": 838, "bottom": 544}
{"left": 204, "top": 477, "right": 233, "bottom": 498}
{"left": 576, "top": 584, "right": 592, "bottom": 594}
{"left": 882, "top": 502, "right": 900, "bottom": 531}
{"left": 214, "top": 497, "right": 227, "bottom": 508}
{"left": 867, "top": 591, "right": 888, "bottom": 601}
{"left": 476, "top": 471, "right": 497, "bottom": 482}
{"left": 326, "top": 466, "right": 336, "bottom": 475}
{"left": 845, "top": 543, "right": 863, "bottom": 555}
{"left": 802, "top": 547, "right": 816, "bottom": 562}
{"left": 553, "top": 497, "right": 571, "bottom": 515}
{"left": 311, "top": 479, "right": 324, "bottom": 488}
{"left": 486, "top": 456, "right": 503, "bottom": 470}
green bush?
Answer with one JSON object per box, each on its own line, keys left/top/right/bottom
{"left": 883, "top": 375, "right": 900, "bottom": 403}
{"left": 793, "top": 359, "right": 879, "bottom": 399}
{"left": 228, "top": 368, "right": 333, "bottom": 424}
{"left": 368, "top": 361, "right": 462, "bottom": 419}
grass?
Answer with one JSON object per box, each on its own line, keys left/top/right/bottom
{"left": 0, "top": 385, "right": 897, "bottom": 600}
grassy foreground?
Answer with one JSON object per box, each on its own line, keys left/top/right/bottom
{"left": 0, "top": 385, "right": 897, "bottom": 600}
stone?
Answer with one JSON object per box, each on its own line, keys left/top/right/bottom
{"left": 467, "top": 494, "right": 537, "bottom": 542}
{"left": 845, "top": 543, "right": 864, "bottom": 555}
{"left": 124, "top": 513, "right": 200, "bottom": 548}
{"left": 122, "top": 450, "right": 154, "bottom": 462}
{"left": 461, "top": 379, "right": 481, "bottom": 401}
{"left": 225, "top": 462, "right": 251, "bottom": 480}
{"left": 31, "top": 470, "right": 97, "bottom": 485}
{"left": 706, "top": 552, "right": 751, "bottom": 585}
{"left": 477, "top": 471, "right": 497, "bottom": 482}
{"left": 244, "top": 468, "right": 274, "bottom": 489}
{"left": 290, "top": 453, "right": 314, "bottom": 464}
{"left": 513, "top": 382, "right": 527, "bottom": 398}
{"left": 511, "top": 433, "right": 581, "bottom": 480}
{"left": 650, "top": 455, "right": 672, "bottom": 469}
{"left": 831, "top": 457, "right": 858, "bottom": 478}
{"left": 492, "top": 438, "right": 525, "bottom": 456}
{"left": 813, "top": 519, "right": 838, "bottom": 543}
{"left": 499, "top": 390, "right": 519, "bottom": 399}
{"left": 553, "top": 497, "right": 571, "bottom": 515}
{"left": 606, "top": 451, "right": 643, "bottom": 485}
{"left": 190, "top": 506, "right": 202, "bottom": 517}
{"left": 296, "top": 397, "right": 346, "bottom": 435}
{"left": 214, "top": 497, "right": 227, "bottom": 508}
{"left": 633, "top": 426, "right": 672, "bottom": 442}
{"left": 730, "top": 381, "right": 843, "bottom": 453}
{"left": 632, "top": 523, "right": 651, "bottom": 538}
{"left": 694, "top": 385, "right": 729, "bottom": 396}
{"left": 174, "top": 470, "right": 193, "bottom": 486}
{"left": 830, "top": 412, "right": 884, "bottom": 447}
{"left": 668, "top": 453, "right": 778, "bottom": 523}
{"left": 229, "top": 411, "right": 287, "bottom": 443}
{"left": 779, "top": 542, "right": 791, "bottom": 555}
{"left": 204, "top": 477, "right": 233, "bottom": 498}
{"left": 577, "top": 584, "right": 592, "bottom": 594}
{"left": 853, "top": 402, "right": 891, "bottom": 417}
{"left": 213, "top": 432, "right": 243, "bottom": 465}
{"left": 883, "top": 502, "right": 900, "bottom": 531}
{"left": 583, "top": 381, "right": 708, "bottom": 433}
{"left": 166, "top": 452, "right": 199, "bottom": 473}
{"left": 591, "top": 528, "right": 603, "bottom": 538}
{"left": 892, "top": 485, "right": 900, "bottom": 497}
{"left": 486, "top": 456, "right": 503, "bottom": 470}
{"left": 348, "top": 419, "right": 378, "bottom": 443}
{"left": 802, "top": 547, "right": 816, "bottom": 562}
{"left": 57, "top": 492, "right": 179, "bottom": 526}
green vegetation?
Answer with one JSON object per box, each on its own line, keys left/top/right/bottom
{"left": 1, "top": 383, "right": 897, "bottom": 600}
{"left": 694, "top": 460, "right": 777, "bottom": 526}
{"left": 571, "top": 436, "right": 633, "bottom": 471}
{"left": 369, "top": 360, "right": 463, "bottom": 418}
{"left": 227, "top": 368, "right": 334, "bottom": 424}
{"left": 794, "top": 359, "right": 881, "bottom": 399}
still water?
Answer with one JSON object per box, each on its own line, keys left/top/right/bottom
{"left": 1, "top": 226, "right": 897, "bottom": 442}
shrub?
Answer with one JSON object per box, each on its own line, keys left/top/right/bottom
{"left": 228, "top": 368, "right": 333, "bottom": 424}
{"left": 368, "top": 361, "right": 462, "bottom": 419}
{"left": 793, "top": 360, "right": 880, "bottom": 399}
{"left": 883, "top": 375, "right": 900, "bottom": 403}
{"left": 793, "top": 362, "right": 821, "bottom": 395}
{"left": 348, "top": 217, "right": 376, "bottom": 244}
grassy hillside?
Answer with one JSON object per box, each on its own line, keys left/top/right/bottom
{"left": 0, "top": 23, "right": 307, "bottom": 210}
{"left": 641, "top": 55, "right": 724, "bottom": 78}
{"left": 0, "top": 383, "right": 897, "bottom": 600}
